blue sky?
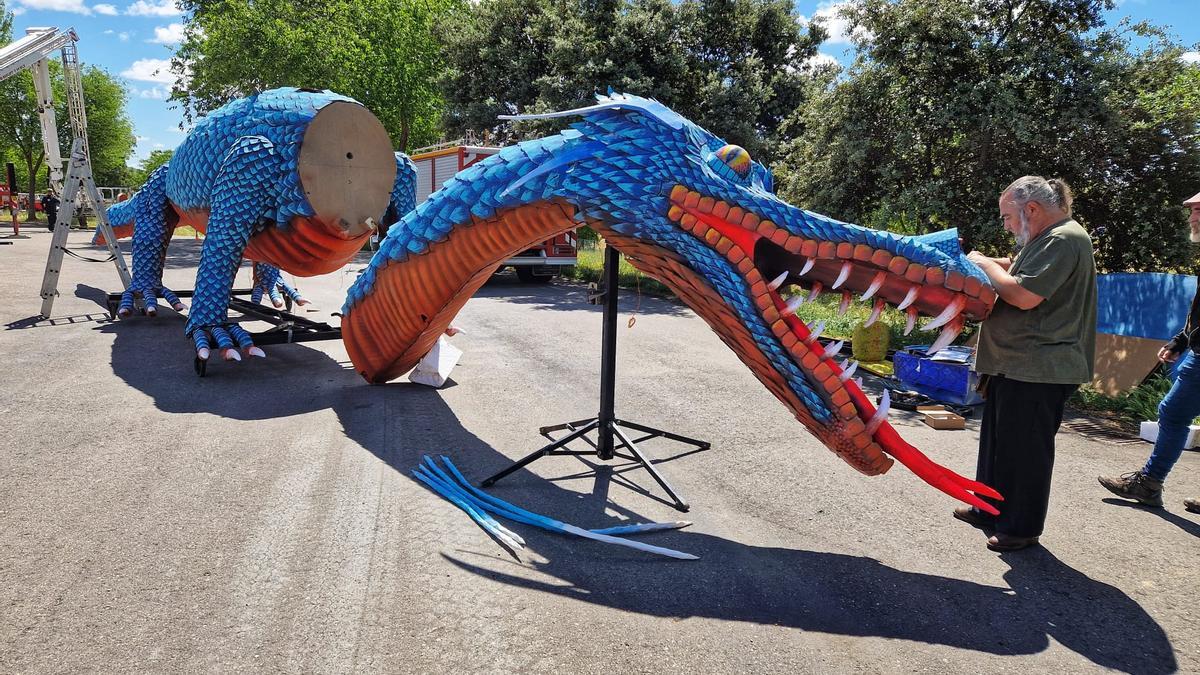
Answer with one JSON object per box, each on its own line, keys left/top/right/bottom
{"left": 6, "top": 0, "right": 1198, "bottom": 171}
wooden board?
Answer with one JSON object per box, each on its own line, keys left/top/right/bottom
{"left": 1091, "top": 332, "right": 1163, "bottom": 396}
{"left": 298, "top": 101, "right": 396, "bottom": 238}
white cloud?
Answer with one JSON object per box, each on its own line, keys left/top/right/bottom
{"left": 1184, "top": 52, "right": 1200, "bottom": 64}
{"left": 121, "top": 58, "right": 174, "bottom": 84}
{"left": 125, "top": 0, "right": 180, "bottom": 16}
{"left": 803, "top": 53, "right": 840, "bottom": 71}
{"left": 94, "top": 3, "right": 117, "bottom": 14}
{"left": 800, "top": 1, "right": 869, "bottom": 46}
{"left": 118, "top": 31, "right": 130, "bottom": 41}
{"left": 11, "top": 0, "right": 91, "bottom": 15}
{"left": 148, "top": 23, "right": 185, "bottom": 45}
{"left": 153, "top": 143, "right": 165, "bottom": 148}
{"left": 134, "top": 86, "right": 169, "bottom": 99}
{"left": 11, "top": 6, "right": 26, "bottom": 14}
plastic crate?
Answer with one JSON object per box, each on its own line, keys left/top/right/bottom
{"left": 894, "top": 347, "right": 983, "bottom": 406}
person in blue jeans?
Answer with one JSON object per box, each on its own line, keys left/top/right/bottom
{"left": 1099, "top": 190, "right": 1200, "bottom": 513}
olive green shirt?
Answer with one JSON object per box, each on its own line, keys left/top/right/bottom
{"left": 974, "top": 219, "right": 1097, "bottom": 385}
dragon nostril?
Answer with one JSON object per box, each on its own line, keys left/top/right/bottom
{"left": 716, "top": 144, "right": 751, "bottom": 178}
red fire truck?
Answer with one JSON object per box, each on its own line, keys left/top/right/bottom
{"left": 410, "top": 143, "right": 577, "bottom": 282}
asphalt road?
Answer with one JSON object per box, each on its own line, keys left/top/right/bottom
{"left": 1, "top": 231, "right": 1197, "bottom": 673}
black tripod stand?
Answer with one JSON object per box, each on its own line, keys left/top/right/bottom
{"left": 480, "top": 244, "right": 710, "bottom": 511}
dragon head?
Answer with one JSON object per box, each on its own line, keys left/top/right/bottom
{"left": 345, "top": 92, "right": 1001, "bottom": 513}
{"left": 501, "top": 94, "right": 999, "bottom": 511}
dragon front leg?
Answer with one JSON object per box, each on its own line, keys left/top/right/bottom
{"left": 251, "top": 262, "right": 308, "bottom": 308}
{"left": 114, "top": 166, "right": 185, "bottom": 318}
{"left": 185, "top": 136, "right": 281, "bottom": 362}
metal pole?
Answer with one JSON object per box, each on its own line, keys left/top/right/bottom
{"left": 597, "top": 243, "right": 619, "bottom": 460}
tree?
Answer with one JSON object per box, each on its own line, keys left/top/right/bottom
{"left": 772, "top": 0, "right": 1200, "bottom": 272}
{"left": 132, "top": 149, "right": 173, "bottom": 188}
{"left": 437, "top": 0, "right": 827, "bottom": 162}
{"left": 0, "top": 3, "right": 135, "bottom": 219}
{"left": 171, "top": 0, "right": 456, "bottom": 150}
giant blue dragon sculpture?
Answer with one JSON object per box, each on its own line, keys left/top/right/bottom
{"left": 110, "top": 88, "right": 1001, "bottom": 514}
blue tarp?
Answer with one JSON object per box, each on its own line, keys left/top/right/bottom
{"left": 1096, "top": 272, "right": 1195, "bottom": 340}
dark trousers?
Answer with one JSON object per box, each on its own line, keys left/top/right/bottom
{"left": 977, "top": 376, "right": 1077, "bottom": 538}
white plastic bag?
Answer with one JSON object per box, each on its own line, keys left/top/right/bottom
{"left": 409, "top": 335, "right": 463, "bottom": 388}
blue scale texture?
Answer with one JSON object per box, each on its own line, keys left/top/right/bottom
{"left": 346, "top": 92, "right": 995, "bottom": 424}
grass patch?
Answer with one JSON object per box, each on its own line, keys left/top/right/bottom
{"left": 562, "top": 246, "right": 673, "bottom": 296}
{"left": 1069, "top": 376, "right": 1182, "bottom": 432}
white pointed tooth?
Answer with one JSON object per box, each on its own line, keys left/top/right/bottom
{"left": 832, "top": 261, "right": 852, "bottom": 289}
{"left": 904, "top": 307, "right": 917, "bottom": 335}
{"left": 783, "top": 294, "right": 805, "bottom": 314}
{"left": 897, "top": 285, "right": 920, "bottom": 310}
{"left": 864, "top": 298, "right": 885, "bottom": 328}
{"left": 852, "top": 376, "right": 864, "bottom": 388}
{"left": 247, "top": 346, "right": 266, "bottom": 358}
{"left": 838, "top": 290, "right": 852, "bottom": 316}
{"left": 864, "top": 389, "right": 890, "bottom": 436}
{"left": 922, "top": 295, "right": 967, "bottom": 332}
{"left": 805, "top": 320, "right": 826, "bottom": 344}
{"left": 224, "top": 348, "right": 241, "bottom": 362}
{"left": 839, "top": 359, "right": 859, "bottom": 382}
{"left": 768, "top": 271, "right": 788, "bottom": 291}
{"left": 808, "top": 282, "right": 823, "bottom": 302}
{"left": 861, "top": 271, "right": 886, "bottom": 301}
{"left": 197, "top": 347, "right": 210, "bottom": 361}
{"left": 824, "top": 340, "right": 844, "bottom": 359}
{"left": 926, "top": 323, "right": 963, "bottom": 355}
{"left": 798, "top": 258, "right": 815, "bottom": 276}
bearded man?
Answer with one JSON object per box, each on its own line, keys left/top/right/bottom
{"left": 955, "top": 176, "right": 1098, "bottom": 551}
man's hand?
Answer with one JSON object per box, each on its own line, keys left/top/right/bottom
{"left": 1158, "top": 345, "right": 1181, "bottom": 364}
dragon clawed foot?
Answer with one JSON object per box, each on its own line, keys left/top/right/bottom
{"left": 190, "top": 323, "right": 266, "bottom": 362}
{"left": 117, "top": 284, "right": 186, "bottom": 318}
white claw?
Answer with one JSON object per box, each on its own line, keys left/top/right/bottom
{"left": 864, "top": 389, "right": 890, "bottom": 436}
{"left": 897, "top": 285, "right": 920, "bottom": 310}
{"left": 824, "top": 340, "right": 844, "bottom": 359}
{"left": 798, "top": 258, "right": 815, "bottom": 276}
{"left": 904, "top": 307, "right": 918, "bottom": 336}
{"left": 783, "top": 294, "right": 805, "bottom": 314}
{"left": 223, "top": 348, "right": 241, "bottom": 362}
{"left": 864, "top": 298, "right": 885, "bottom": 328}
{"left": 853, "top": 376, "right": 864, "bottom": 388}
{"left": 838, "top": 290, "right": 852, "bottom": 316}
{"left": 832, "top": 261, "right": 852, "bottom": 289}
{"left": 805, "top": 320, "right": 826, "bottom": 344}
{"left": 197, "top": 347, "right": 210, "bottom": 361}
{"left": 769, "top": 271, "right": 788, "bottom": 291}
{"left": 926, "top": 321, "right": 963, "bottom": 355}
{"left": 861, "top": 271, "right": 886, "bottom": 301}
{"left": 839, "top": 359, "right": 859, "bottom": 382}
{"left": 922, "top": 295, "right": 967, "bottom": 332}
{"left": 172, "top": 302, "right": 186, "bottom": 311}
{"left": 808, "top": 282, "right": 823, "bottom": 302}
{"left": 247, "top": 346, "right": 266, "bottom": 358}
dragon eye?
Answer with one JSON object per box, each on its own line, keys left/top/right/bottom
{"left": 715, "top": 144, "right": 751, "bottom": 178}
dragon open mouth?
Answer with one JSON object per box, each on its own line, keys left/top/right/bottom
{"left": 665, "top": 185, "right": 1001, "bottom": 514}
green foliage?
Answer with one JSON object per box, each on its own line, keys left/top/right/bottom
{"left": 437, "top": 0, "right": 827, "bottom": 162}
{"left": 773, "top": 0, "right": 1200, "bottom": 273}
{"left": 131, "top": 149, "right": 174, "bottom": 188}
{"left": 172, "top": 0, "right": 459, "bottom": 150}
{"left": 1069, "top": 376, "right": 1196, "bottom": 430}
{"left": 72, "top": 67, "right": 137, "bottom": 187}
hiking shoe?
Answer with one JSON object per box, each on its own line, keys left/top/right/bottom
{"left": 1098, "top": 471, "right": 1164, "bottom": 508}
{"left": 1185, "top": 497, "right": 1200, "bottom": 514}
{"left": 953, "top": 506, "right": 994, "bottom": 530}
